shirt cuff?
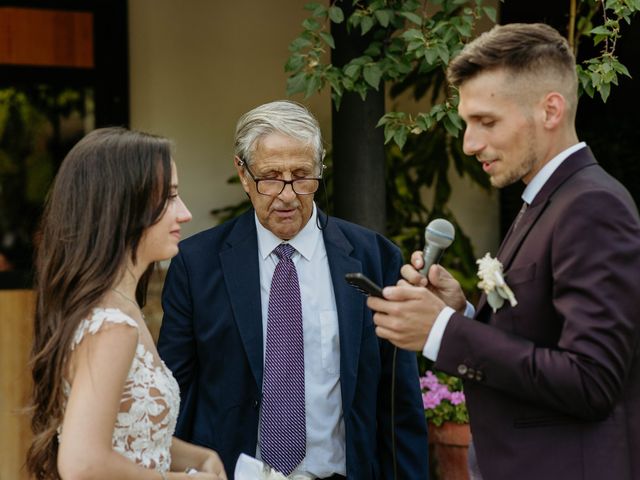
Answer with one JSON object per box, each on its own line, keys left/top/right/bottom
{"left": 422, "top": 306, "right": 455, "bottom": 361}
{"left": 463, "top": 301, "right": 475, "bottom": 318}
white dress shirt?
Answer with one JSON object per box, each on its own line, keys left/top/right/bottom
{"left": 254, "top": 204, "right": 346, "bottom": 478}
{"left": 422, "top": 142, "right": 588, "bottom": 360}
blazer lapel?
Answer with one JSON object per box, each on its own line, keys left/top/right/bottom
{"left": 497, "top": 201, "right": 547, "bottom": 270}
{"left": 476, "top": 147, "right": 598, "bottom": 317}
{"left": 219, "top": 210, "right": 265, "bottom": 388}
{"left": 321, "top": 212, "right": 363, "bottom": 416}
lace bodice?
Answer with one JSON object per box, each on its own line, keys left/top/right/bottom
{"left": 59, "top": 308, "right": 180, "bottom": 472}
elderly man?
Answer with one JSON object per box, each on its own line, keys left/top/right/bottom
{"left": 370, "top": 23, "right": 640, "bottom": 480}
{"left": 158, "top": 100, "right": 428, "bottom": 479}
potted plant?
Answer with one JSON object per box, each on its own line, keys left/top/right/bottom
{"left": 421, "top": 369, "right": 470, "bottom": 480}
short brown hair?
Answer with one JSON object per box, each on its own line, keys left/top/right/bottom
{"left": 447, "top": 23, "right": 576, "bottom": 86}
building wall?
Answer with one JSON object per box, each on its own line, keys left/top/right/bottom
{"left": 128, "top": 0, "right": 500, "bottom": 258}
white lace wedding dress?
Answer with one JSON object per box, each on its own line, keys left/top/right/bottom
{"left": 58, "top": 308, "right": 180, "bottom": 472}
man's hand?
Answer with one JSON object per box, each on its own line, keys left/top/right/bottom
{"left": 367, "top": 284, "right": 446, "bottom": 351}
{"left": 401, "top": 250, "right": 467, "bottom": 312}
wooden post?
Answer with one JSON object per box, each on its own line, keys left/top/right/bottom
{"left": 0, "top": 290, "right": 35, "bottom": 480}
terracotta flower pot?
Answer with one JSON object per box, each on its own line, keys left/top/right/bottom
{"left": 428, "top": 421, "right": 471, "bottom": 480}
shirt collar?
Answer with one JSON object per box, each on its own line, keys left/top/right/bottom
{"left": 522, "top": 142, "right": 587, "bottom": 205}
{"left": 255, "top": 203, "right": 320, "bottom": 261}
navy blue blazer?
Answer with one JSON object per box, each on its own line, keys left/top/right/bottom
{"left": 158, "top": 209, "right": 429, "bottom": 479}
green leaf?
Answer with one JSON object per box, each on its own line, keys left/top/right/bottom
{"left": 593, "top": 34, "right": 608, "bottom": 46}
{"left": 286, "top": 73, "right": 308, "bottom": 96}
{"left": 328, "top": 5, "right": 345, "bottom": 23}
{"left": 402, "top": 28, "right": 425, "bottom": 41}
{"left": 284, "top": 54, "right": 305, "bottom": 72}
{"left": 363, "top": 64, "right": 383, "bottom": 89}
{"left": 304, "top": 2, "right": 327, "bottom": 18}
{"left": 399, "top": 11, "right": 423, "bottom": 26}
{"left": 443, "top": 116, "right": 459, "bottom": 137}
{"left": 393, "top": 127, "right": 409, "bottom": 149}
{"left": 446, "top": 110, "right": 463, "bottom": 130}
{"left": 289, "top": 36, "right": 313, "bottom": 52}
{"left": 319, "top": 31, "right": 335, "bottom": 49}
{"left": 424, "top": 47, "right": 439, "bottom": 65}
{"left": 416, "top": 114, "right": 433, "bottom": 131}
{"left": 361, "top": 15, "right": 375, "bottom": 35}
{"left": 364, "top": 41, "right": 382, "bottom": 56}
{"left": 612, "top": 60, "right": 631, "bottom": 77}
{"left": 437, "top": 43, "right": 450, "bottom": 64}
{"left": 582, "top": 79, "right": 596, "bottom": 98}
{"left": 344, "top": 63, "right": 361, "bottom": 79}
{"left": 348, "top": 12, "right": 362, "bottom": 29}
{"left": 383, "top": 124, "right": 395, "bottom": 144}
{"left": 598, "top": 81, "right": 611, "bottom": 102}
{"left": 302, "top": 18, "right": 322, "bottom": 31}
{"left": 589, "top": 25, "right": 611, "bottom": 35}
{"left": 356, "top": 84, "right": 369, "bottom": 101}
{"left": 376, "top": 115, "right": 389, "bottom": 128}
{"left": 304, "top": 74, "right": 322, "bottom": 98}
{"left": 332, "top": 91, "right": 343, "bottom": 110}
{"left": 482, "top": 6, "right": 497, "bottom": 23}
{"left": 374, "top": 9, "right": 392, "bottom": 27}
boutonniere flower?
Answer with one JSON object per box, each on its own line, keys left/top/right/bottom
{"left": 476, "top": 253, "right": 518, "bottom": 313}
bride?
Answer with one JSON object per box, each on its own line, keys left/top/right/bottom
{"left": 27, "top": 128, "right": 227, "bottom": 480}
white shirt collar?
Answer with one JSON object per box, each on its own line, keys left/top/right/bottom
{"left": 522, "top": 142, "right": 587, "bottom": 205}
{"left": 255, "top": 203, "right": 320, "bottom": 261}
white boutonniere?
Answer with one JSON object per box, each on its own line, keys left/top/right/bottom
{"left": 476, "top": 253, "right": 518, "bottom": 313}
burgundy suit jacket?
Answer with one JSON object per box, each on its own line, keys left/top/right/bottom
{"left": 435, "top": 147, "right": 640, "bottom": 480}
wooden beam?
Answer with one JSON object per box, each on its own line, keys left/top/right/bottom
{"left": 0, "top": 7, "right": 93, "bottom": 68}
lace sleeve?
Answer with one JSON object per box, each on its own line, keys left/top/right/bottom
{"left": 71, "top": 308, "right": 139, "bottom": 350}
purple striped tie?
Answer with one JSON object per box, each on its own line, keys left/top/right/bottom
{"left": 260, "top": 243, "right": 306, "bottom": 475}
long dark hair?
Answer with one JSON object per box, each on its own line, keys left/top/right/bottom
{"left": 27, "top": 127, "right": 173, "bottom": 479}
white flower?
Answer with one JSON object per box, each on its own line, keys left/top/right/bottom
{"left": 476, "top": 253, "right": 518, "bottom": 313}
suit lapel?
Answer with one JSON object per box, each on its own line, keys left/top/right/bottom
{"left": 219, "top": 210, "right": 265, "bottom": 388}
{"left": 321, "top": 212, "right": 363, "bottom": 416}
{"left": 475, "top": 147, "right": 598, "bottom": 317}
{"left": 497, "top": 201, "right": 547, "bottom": 269}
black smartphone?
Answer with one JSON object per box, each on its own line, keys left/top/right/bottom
{"left": 345, "top": 272, "right": 384, "bottom": 298}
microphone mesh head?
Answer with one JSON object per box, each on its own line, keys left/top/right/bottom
{"left": 425, "top": 219, "right": 455, "bottom": 248}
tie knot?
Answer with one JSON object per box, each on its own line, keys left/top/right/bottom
{"left": 274, "top": 243, "right": 295, "bottom": 260}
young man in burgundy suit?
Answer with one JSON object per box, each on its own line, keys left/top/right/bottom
{"left": 370, "top": 23, "right": 640, "bottom": 480}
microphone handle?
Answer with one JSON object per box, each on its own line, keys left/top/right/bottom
{"left": 420, "top": 244, "right": 443, "bottom": 276}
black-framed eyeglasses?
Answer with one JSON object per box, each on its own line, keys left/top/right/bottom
{"left": 238, "top": 159, "right": 322, "bottom": 196}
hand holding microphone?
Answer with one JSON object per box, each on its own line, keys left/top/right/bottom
{"left": 419, "top": 218, "right": 455, "bottom": 276}
{"left": 370, "top": 218, "right": 465, "bottom": 349}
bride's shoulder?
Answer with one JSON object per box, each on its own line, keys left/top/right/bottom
{"left": 71, "top": 307, "right": 139, "bottom": 350}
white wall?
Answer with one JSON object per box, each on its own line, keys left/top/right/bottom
{"left": 128, "top": 0, "right": 500, "bottom": 258}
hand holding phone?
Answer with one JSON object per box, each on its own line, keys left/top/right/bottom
{"left": 345, "top": 272, "right": 384, "bottom": 298}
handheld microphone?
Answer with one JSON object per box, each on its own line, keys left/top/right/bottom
{"left": 419, "top": 218, "right": 455, "bottom": 276}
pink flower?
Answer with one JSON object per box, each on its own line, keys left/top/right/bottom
{"left": 450, "top": 391, "right": 465, "bottom": 405}
{"left": 422, "top": 391, "right": 440, "bottom": 410}
{"left": 419, "top": 370, "right": 469, "bottom": 424}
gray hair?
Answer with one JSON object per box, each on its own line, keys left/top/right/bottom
{"left": 234, "top": 100, "right": 324, "bottom": 170}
